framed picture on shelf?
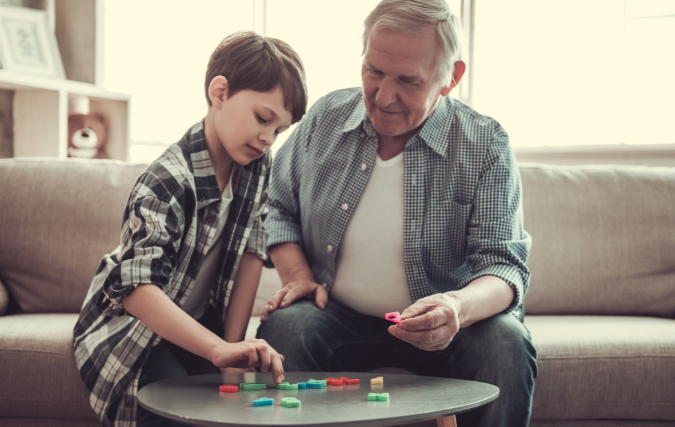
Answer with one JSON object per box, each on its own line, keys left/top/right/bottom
{"left": 0, "top": 6, "right": 64, "bottom": 78}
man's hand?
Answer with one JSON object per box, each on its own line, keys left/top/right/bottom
{"left": 388, "top": 293, "right": 462, "bottom": 351}
{"left": 209, "top": 338, "right": 285, "bottom": 383}
{"left": 259, "top": 280, "right": 328, "bottom": 321}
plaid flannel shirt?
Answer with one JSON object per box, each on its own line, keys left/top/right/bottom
{"left": 266, "top": 88, "right": 531, "bottom": 320}
{"left": 73, "top": 121, "right": 270, "bottom": 427}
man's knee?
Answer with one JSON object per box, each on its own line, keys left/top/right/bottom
{"left": 454, "top": 313, "right": 537, "bottom": 377}
{"left": 256, "top": 301, "right": 330, "bottom": 350}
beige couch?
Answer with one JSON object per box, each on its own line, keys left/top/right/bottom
{"left": 0, "top": 157, "right": 674, "bottom": 427}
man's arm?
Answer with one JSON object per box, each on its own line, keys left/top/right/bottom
{"left": 446, "top": 275, "right": 514, "bottom": 328}
{"left": 259, "top": 242, "right": 327, "bottom": 322}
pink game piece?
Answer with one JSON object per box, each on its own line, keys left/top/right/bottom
{"left": 385, "top": 312, "right": 401, "bottom": 324}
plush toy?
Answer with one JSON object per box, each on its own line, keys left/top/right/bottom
{"left": 67, "top": 113, "right": 108, "bottom": 159}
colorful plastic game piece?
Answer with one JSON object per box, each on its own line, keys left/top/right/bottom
{"left": 281, "top": 397, "right": 301, "bottom": 408}
{"left": 297, "top": 382, "right": 307, "bottom": 389}
{"left": 340, "top": 377, "right": 360, "bottom": 385}
{"left": 219, "top": 385, "right": 239, "bottom": 393}
{"left": 306, "top": 381, "right": 323, "bottom": 389}
{"left": 240, "top": 383, "right": 267, "bottom": 390}
{"left": 308, "top": 379, "right": 327, "bottom": 387}
{"left": 278, "top": 382, "right": 299, "bottom": 390}
{"left": 368, "top": 393, "right": 389, "bottom": 401}
{"left": 385, "top": 312, "right": 401, "bottom": 324}
{"left": 370, "top": 377, "right": 383, "bottom": 385}
{"left": 252, "top": 397, "right": 274, "bottom": 407}
{"left": 326, "top": 378, "right": 343, "bottom": 386}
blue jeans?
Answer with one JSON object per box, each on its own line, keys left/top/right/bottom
{"left": 256, "top": 299, "right": 537, "bottom": 427}
{"left": 136, "top": 306, "right": 222, "bottom": 427}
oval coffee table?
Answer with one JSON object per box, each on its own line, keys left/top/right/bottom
{"left": 137, "top": 372, "right": 499, "bottom": 427}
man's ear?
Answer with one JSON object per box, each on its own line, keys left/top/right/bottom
{"left": 440, "top": 60, "right": 466, "bottom": 97}
{"left": 208, "top": 76, "right": 229, "bottom": 108}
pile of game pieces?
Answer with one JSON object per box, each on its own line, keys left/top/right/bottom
{"left": 219, "top": 375, "right": 390, "bottom": 410}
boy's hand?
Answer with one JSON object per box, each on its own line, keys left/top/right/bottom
{"left": 210, "top": 338, "right": 285, "bottom": 383}
{"left": 259, "top": 280, "right": 328, "bottom": 321}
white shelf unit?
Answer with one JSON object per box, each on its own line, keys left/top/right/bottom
{"left": 1, "top": 0, "right": 131, "bottom": 161}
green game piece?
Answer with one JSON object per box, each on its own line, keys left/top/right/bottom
{"left": 308, "top": 379, "right": 327, "bottom": 387}
{"left": 281, "top": 397, "right": 301, "bottom": 408}
{"left": 240, "top": 383, "right": 267, "bottom": 390}
{"left": 278, "top": 382, "right": 299, "bottom": 390}
{"left": 368, "top": 393, "right": 389, "bottom": 401}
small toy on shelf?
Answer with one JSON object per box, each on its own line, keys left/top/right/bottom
{"left": 67, "top": 112, "right": 108, "bottom": 159}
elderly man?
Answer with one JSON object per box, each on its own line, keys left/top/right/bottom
{"left": 257, "top": 0, "right": 537, "bottom": 425}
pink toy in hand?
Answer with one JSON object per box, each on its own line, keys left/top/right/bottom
{"left": 385, "top": 312, "right": 401, "bottom": 324}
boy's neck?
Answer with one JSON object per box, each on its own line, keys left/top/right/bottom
{"left": 204, "top": 108, "right": 234, "bottom": 193}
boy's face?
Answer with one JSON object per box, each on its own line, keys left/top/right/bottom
{"left": 212, "top": 83, "right": 292, "bottom": 165}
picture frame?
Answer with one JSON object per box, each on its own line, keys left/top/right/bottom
{"left": 0, "top": 6, "right": 65, "bottom": 78}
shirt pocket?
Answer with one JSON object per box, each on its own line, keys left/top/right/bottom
{"left": 422, "top": 199, "right": 473, "bottom": 272}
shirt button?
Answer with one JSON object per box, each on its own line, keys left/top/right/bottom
{"left": 361, "top": 163, "right": 367, "bottom": 171}
{"left": 327, "top": 245, "right": 333, "bottom": 253}
{"left": 360, "top": 132, "right": 365, "bottom": 138}
{"left": 341, "top": 203, "right": 349, "bottom": 211}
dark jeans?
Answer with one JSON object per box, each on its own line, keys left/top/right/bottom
{"left": 256, "top": 299, "right": 538, "bottom": 427}
{"left": 137, "top": 306, "right": 222, "bottom": 427}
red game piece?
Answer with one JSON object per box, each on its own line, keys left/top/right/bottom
{"left": 326, "top": 378, "right": 344, "bottom": 386}
{"left": 340, "top": 377, "right": 360, "bottom": 385}
{"left": 385, "top": 312, "right": 401, "bottom": 324}
{"left": 219, "top": 385, "right": 239, "bottom": 393}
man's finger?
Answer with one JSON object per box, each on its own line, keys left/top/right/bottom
{"left": 315, "top": 284, "right": 328, "bottom": 309}
{"left": 399, "top": 299, "right": 434, "bottom": 320}
{"left": 399, "top": 308, "right": 443, "bottom": 332}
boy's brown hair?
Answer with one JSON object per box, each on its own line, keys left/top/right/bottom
{"left": 205, "top": 31, "right": 308, "bottom": 124}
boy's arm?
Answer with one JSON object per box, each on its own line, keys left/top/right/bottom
{"left": 223, "top": 252, "right": 263, "bottom": 343}
{"left": 122, "top": 282, "right": 284, "bottom": 382}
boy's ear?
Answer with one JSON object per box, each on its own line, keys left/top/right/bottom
{"left": 208, "top": 76, "right": 229, "bottom": 108}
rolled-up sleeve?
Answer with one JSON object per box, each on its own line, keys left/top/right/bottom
{"left": 96, "top": 195, "right": 183, "bottom": 317}
{"left": 246, "top": 156, "right": 271, "bottom": 261}
{"left": 265, "top": 99, "right": 320, "bottom": 249}
{"left": 462, "top": 124, "right": 532, "bottom": 317}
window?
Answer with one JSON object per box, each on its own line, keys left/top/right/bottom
{"left": 471, "top": 0, "right": 675, "bottom": 147}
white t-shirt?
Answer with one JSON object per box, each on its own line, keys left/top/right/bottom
{"left": 182, "top": 175, "right": 233, "bottom": 319}
{"left": 330, "top": 152, "right": 413, "bottom": 318}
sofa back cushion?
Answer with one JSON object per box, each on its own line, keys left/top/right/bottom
{"left": 520, "top": 164, "right": 675, "bottom": 317}
{"left": 0, "top": 158, "right": 148, "bottom": 313}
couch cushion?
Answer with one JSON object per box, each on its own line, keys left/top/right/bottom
{"left": 0, "top": 313, "right": 97, "bottom": 421}
{"left": 525, "top": 315, "right": 675, "bottom": 421}
{"left": 520, "top": 164, "right": 675, "bottom": 317}
{"left": 0, "top": 158, "right": 149, "bottom": 313}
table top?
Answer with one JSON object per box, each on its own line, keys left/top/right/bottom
{"left": 137, "top": 372, "right": 499, "bottom": 427}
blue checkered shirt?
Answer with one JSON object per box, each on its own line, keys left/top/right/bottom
{"left": 266, "top": 88, "right": 531, "bottom": 321}
{"left": 73, "top": 122, "right": 270, "bottom": 426}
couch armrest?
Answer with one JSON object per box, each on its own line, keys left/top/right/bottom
{"left": 0, "top": 276, "right": 8, "bottom": 316}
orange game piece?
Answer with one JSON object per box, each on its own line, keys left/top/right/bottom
{"left": 219, "top": 385, "right": 239, "bottom": 393}
{"left": 340, "top": 377, "right": 360, "bottom": 385}
{"left": 326, "top": 378, "right": 344, "bottom": 386}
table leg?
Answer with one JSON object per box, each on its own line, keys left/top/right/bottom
{"left": 436, "top": 415, "right": 457, "bottom": 427}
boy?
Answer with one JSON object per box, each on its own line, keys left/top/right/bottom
{"left": 73, "top": 31, "right": 307, "bottom": 427}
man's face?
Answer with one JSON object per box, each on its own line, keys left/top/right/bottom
{"left": 362, "top": 26, "right": 449, "bottom": 141}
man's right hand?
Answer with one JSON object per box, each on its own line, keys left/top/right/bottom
{"left": 259, "top": 280, "right": 328, "bottom": 321}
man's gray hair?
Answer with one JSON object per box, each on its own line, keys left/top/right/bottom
{"left": 363, "top": 0, "right": 463, "bottom": 87}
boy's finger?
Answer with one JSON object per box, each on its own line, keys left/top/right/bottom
{"left": 256, "top": 343, "right": 272, "bottom": 374}
{"left": 245, "top": 346, "right": 259, "bottom": 367}
{"left": 271, "top": 354, "right": 285, "bottom": 383}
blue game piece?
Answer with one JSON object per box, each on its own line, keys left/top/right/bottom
{"left": 252, "top": 397, "right": 274, "bottom": 407}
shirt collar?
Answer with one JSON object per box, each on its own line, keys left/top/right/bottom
{"left": 341, "top": 94, "right": 454, "bottom": 158}
{"left": 186, "top": 121, "right": 222, "bottom": 208}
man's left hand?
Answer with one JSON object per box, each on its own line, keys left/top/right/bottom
{"left": 388, "top": 293, "right": 462, "bottom": 351}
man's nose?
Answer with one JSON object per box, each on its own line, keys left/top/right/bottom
{"left": 375, "top": 76, "right": 398, "bottom": 108}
